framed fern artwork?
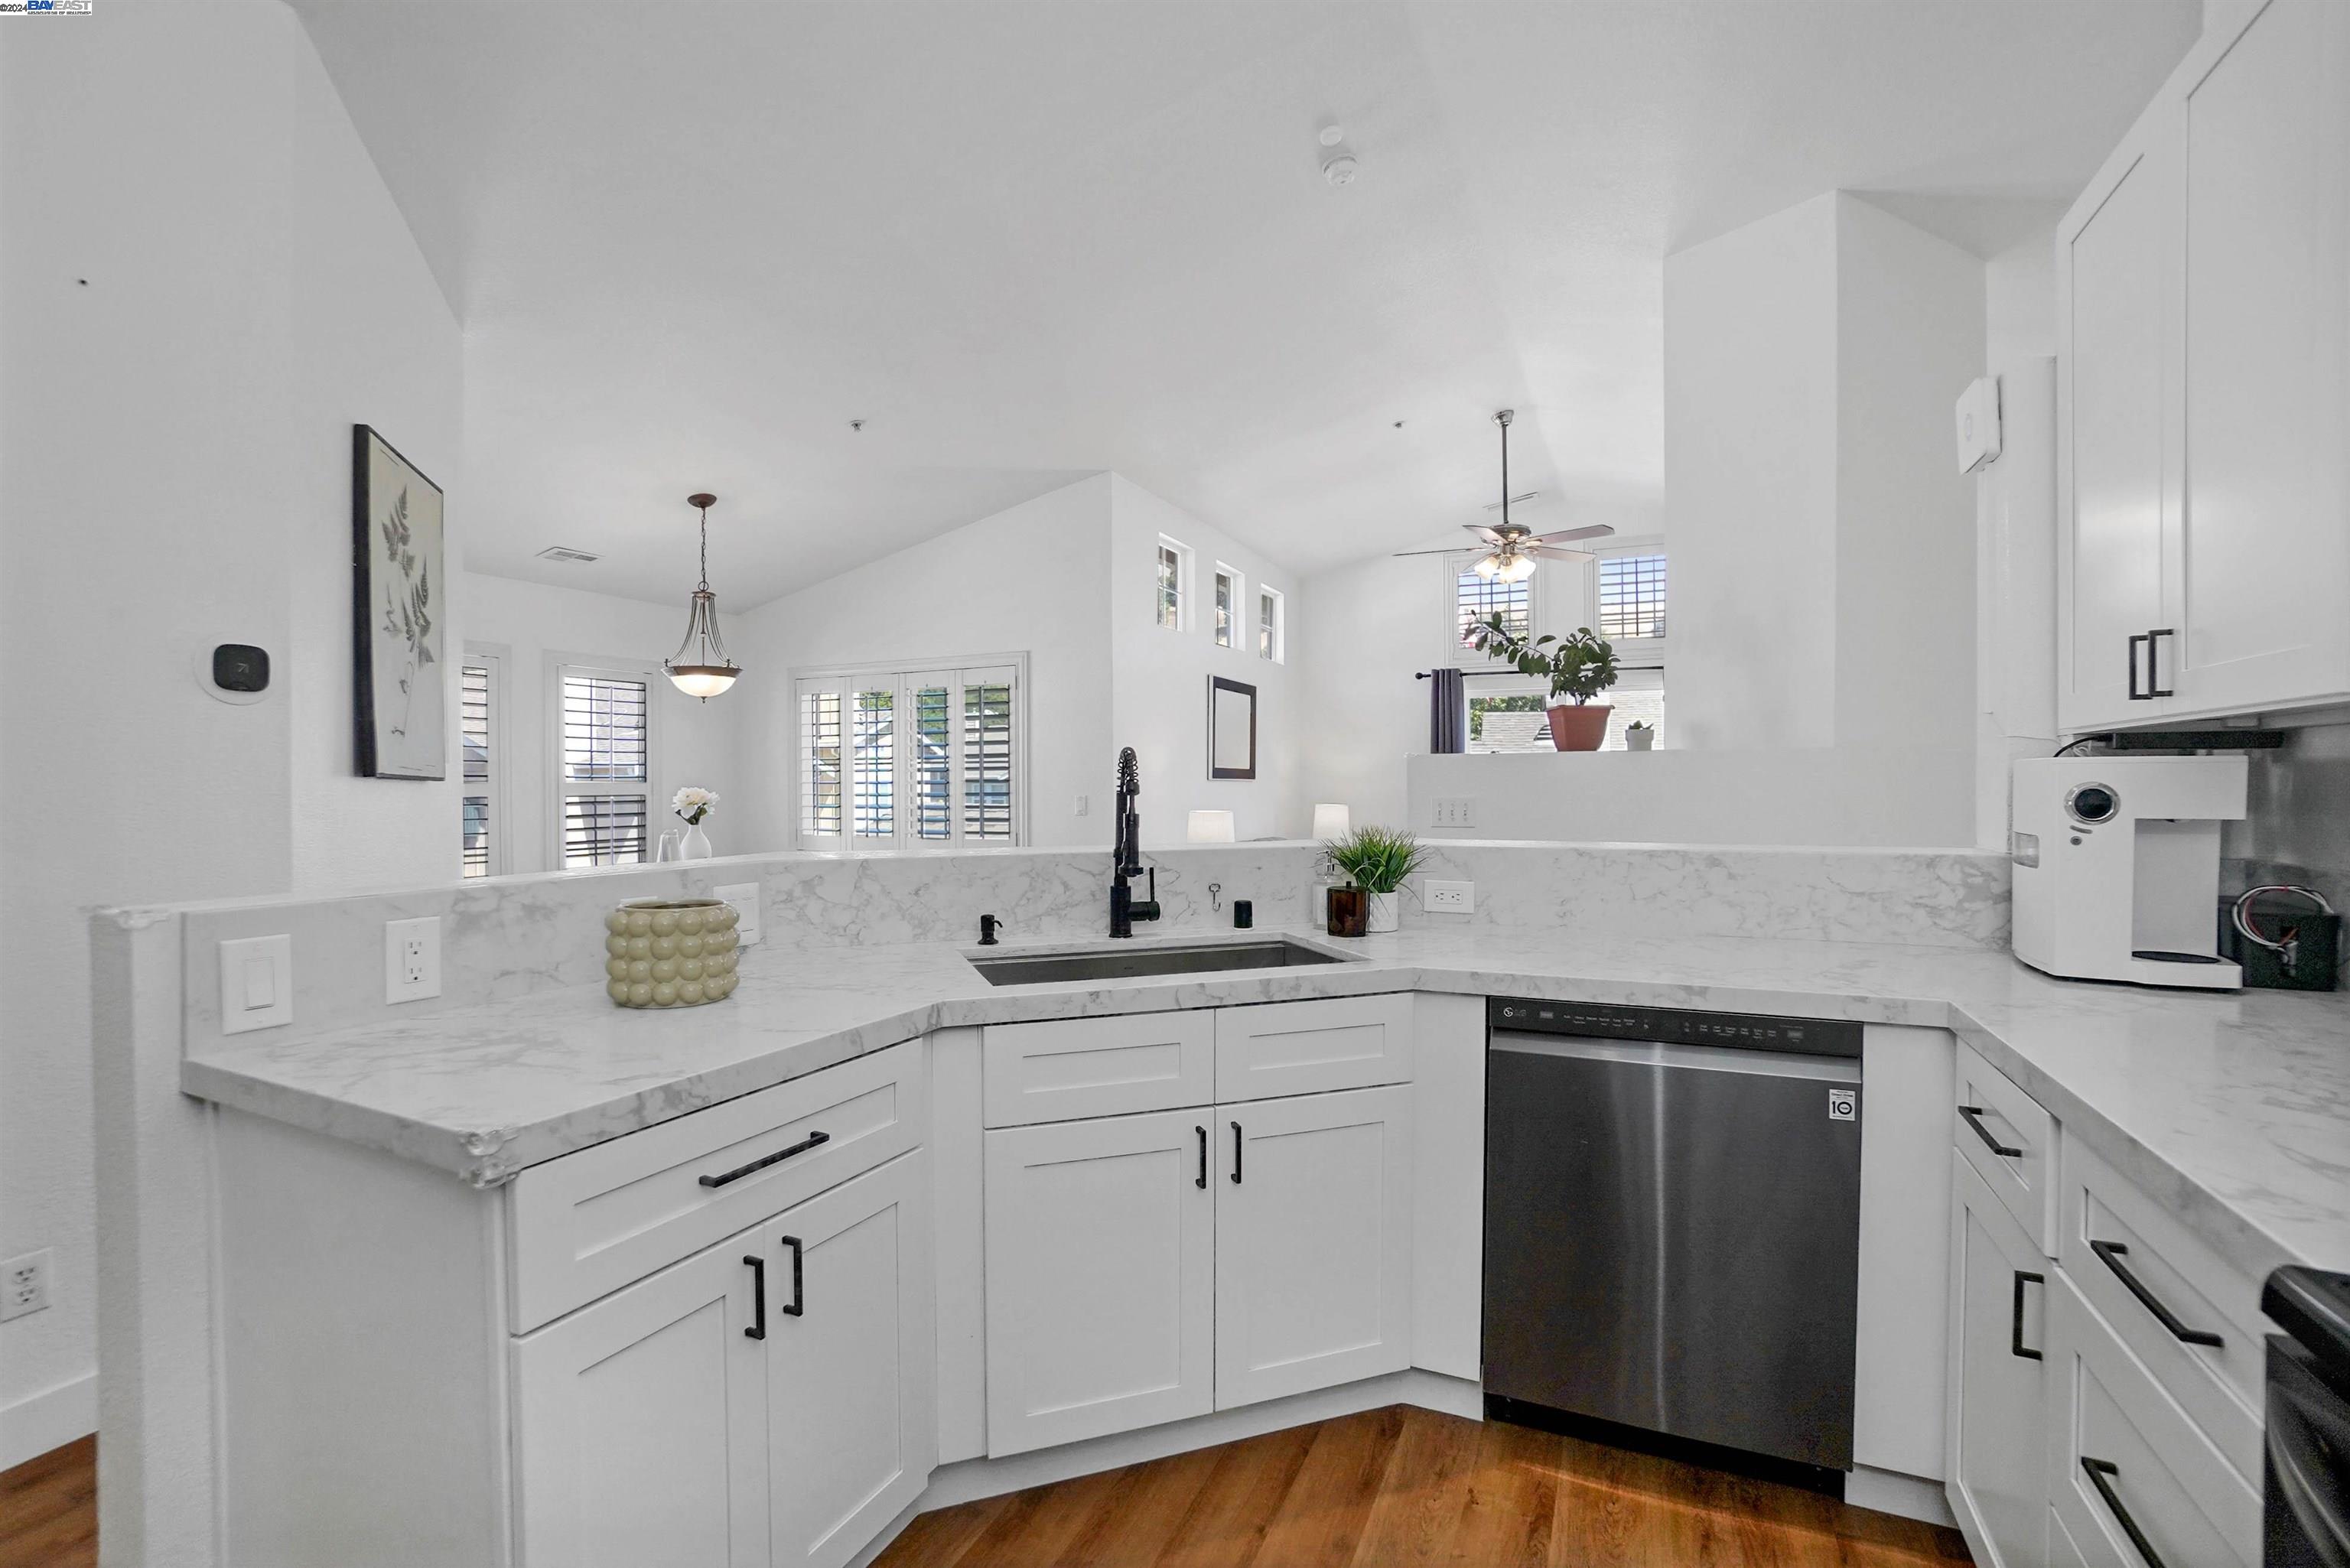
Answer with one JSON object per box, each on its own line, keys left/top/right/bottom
{"left": 352, "top": 424, "right": 446, "bottom": 779}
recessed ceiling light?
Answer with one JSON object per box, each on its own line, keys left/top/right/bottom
{"left": 535, "top": 545, "right": 600, "bottom": 564}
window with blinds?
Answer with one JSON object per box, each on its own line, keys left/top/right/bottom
{"left": 557, "top": 667, "right": 652, "bottom": 867}
{"left": 1454, "top": 561, "right": 1533, "bottom": 656}
{"left": 1155, "top": 538, "right": 1189, "bottom": 630}
{"left": 461, "top": 656, "right": 499, "bottom": 877}
{"left": 1213, "top": 566, "right": 1238, "bottom": 648}
{"left": 1597, "top": 551, "right": 1668, "bottom": 642}
{"left": 798, "top": 660, "right": 1023, "bottom": 848}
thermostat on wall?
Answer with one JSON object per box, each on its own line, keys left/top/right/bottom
{"left": 1955, "top": 376, "right": 2002, "bottom": 473}
{"left": 200, "top": 642, "right": 272, "bottom": 704}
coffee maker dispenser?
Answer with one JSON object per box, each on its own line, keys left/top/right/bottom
{"left": 2010, "top": 755, "right": 2247, "bottom": 990}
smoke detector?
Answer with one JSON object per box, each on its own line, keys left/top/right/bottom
{"left": 1321, "top": 149, "right": 1359, "bottom": 187}
{"left": 536, "top": 545, "right": 601, "bottom": 564}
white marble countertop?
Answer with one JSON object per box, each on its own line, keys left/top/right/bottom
{"left": 182, "top": 925, "right": 2350, "bottom": 1280}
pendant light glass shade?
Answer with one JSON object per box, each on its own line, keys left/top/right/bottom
{"left": 666, "top": 493, "right": 741, "bottom": 701}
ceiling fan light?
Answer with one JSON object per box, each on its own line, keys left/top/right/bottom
{"left": 1472, "top": 552, "right": 1502, "bottom": 579}
{"left": 1497, "top": 551, "right": 1538, "bottom": 583}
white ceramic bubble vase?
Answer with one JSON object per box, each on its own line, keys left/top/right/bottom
{"left": 1367, "top": 891, "right": 1400, "bottom": 934}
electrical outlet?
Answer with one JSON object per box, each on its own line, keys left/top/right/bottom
{"left": 1431, "top": 796, "right": 1476, "bottom": 828}
{"left": 1074, "top": 794, "right": 1090, "bottom": 818}
{"left": 714, "top": 883, "right": 761, "bottom": 945}
{"left": 384, "top": 916, "right": 441, "bottom": 1004}
{"left": 1424, "top": 879, "right": 1474, "bottom": 913}
{"left": 2, "top": 1249, "right": 50, "bottom": 1322}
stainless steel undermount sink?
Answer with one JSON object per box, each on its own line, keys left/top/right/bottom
{"left": 966, "top": 938, "right": 1353, "bottom": 987}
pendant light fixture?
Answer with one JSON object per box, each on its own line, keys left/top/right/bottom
{"left": 665, "top": 492, "right": 740, "bottom": 701}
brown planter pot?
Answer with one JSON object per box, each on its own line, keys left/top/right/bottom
{"left": 1326, "top": 886, "right": 1369, "bottom": 939}
{"left": 1547, "top": 704, "right": 1613, "bottom": 751}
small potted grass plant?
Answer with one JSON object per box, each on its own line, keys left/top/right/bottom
{"left": 1322, "top": 824, "right": 1428, "bottom": 935}
{"left": 1468, "top": 614, "right": 1620, "bottom": 750}
{"left": 1625, "top": 720, "right": 1655, "bottom": 751}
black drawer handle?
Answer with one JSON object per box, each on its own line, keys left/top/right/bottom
{"left": 2147, "top": 627, "right": 2175, "bottom": 698}
{"left": 744, "top": 1254, "right": 766, "bottom": 1340}
{"left": 1230, "top": 1121, "right": 1243, "bottom": 1185}
{"left": 698, "top": 1129, "right": 830, "bottom": 1189}
{"left": 780, "top": 1234, "right": 805, "bottom": 1317}
{"left": 2090, "top": 1240, "right": 2221, "bottom": 1347}
{"left": 2127, "top": 633, "right": 2151, "bottom": 701}
{"left": 2081, "top": 1456, "right": 2170, "bottom": 1568}
{"left": 1958, "top": 1104, "right": 2023, "bottom": 1160}
{"left": 1195, "top": 1125, "right": 1207, "bottom": 1189}
{"left": 2011, "top": 1270, "right": 2044, "bottom": 1360}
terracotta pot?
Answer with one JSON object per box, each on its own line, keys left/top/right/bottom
{"left": 1326, "top": 886, "right": 1369, "bottom": 939}
{"left": 1547, "top": 703, "right": 1613, "bottom": 751}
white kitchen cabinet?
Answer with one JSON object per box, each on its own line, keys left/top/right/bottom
{"left": 1213, "top": 993, "right": 1414, "bottom": 1102}
{"left": 1945, "top": 1151, "right": 2050, "bottom": 1568}
{"left": 761, "top": 1154, "right": 936, "bottom": 1568}
{"left": 2057, "top": 92, "right": 2179, "bottom": 733}
{"left": 2059, "top": 0, "right": 2350, "bottom": 731}
{"left": 1215, "top": 1085, "right": 1414, "bottom": 1409}
{"left": 981, "top": 1109, "right": 1215, "bottom": 1456}
{"left": 514, "top": 1230, "right": 772, "bottom": 1568}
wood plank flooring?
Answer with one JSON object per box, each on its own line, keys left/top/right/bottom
{"left": 876, "top": 1407, "right": 1974, "bottom": 1568}
{"left": 0, "top": 1410, "right": 1975, "bottom": 1568}
{"left": 1, "top": 1435, "right": 96, "bottom": 1568}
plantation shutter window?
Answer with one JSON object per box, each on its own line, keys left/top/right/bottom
{"left": 556, "top": 666, "right": 652, "bottom": 867}
{"left": 797, "top": 659, "right": 1024, "bottom": 847}
{"left": 1597, "top": 551, "right": 1668, "bottom": 642}
{"left": 460, "top": 655, "right": 500, "bottom": 877}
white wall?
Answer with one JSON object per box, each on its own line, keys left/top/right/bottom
{"left": 0, "top": 1, "right": 463, "bottom": 1465}
{"left": 1288, "top": 552, "right": 1427, "bottom": 835}
{"left": 731, "top": 474, "right": 1115, "bottom": 853}
{"left": 458, "top": 572, "right": 748, "bottom": 873}
{"left": 1663, "top": 193, "right": 1843, "bottom": 751}
{"left": 1108, "top": 477, "right": 1298, "bottom": 846}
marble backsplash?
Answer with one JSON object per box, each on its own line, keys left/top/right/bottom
{"left": 161, "top": 839, "right": 2008, "bottom": 1049}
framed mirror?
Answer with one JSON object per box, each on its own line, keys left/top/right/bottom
{"left": 1209, "top": 676, "right": 1257, "bottom": 779}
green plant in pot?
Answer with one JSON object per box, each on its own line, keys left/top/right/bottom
{"left": 1321, "top": 824, "right": 1428, "bottom": 935}
{"left": 1625, "top": 719, "right": 1655, "bottom": 752}
{"left": 1468, "top": 614, "right": 1619, "bottom": 751}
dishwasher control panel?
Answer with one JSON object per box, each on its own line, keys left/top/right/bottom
{"left": 1486, "top": 998, "right": 1862, "bottom": 1059}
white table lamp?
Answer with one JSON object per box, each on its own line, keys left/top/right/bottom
{"left": 1311, "top": 803, "right": 1351, "bottom": 841}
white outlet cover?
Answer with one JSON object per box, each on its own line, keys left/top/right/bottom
{"left": 219, "top": 934, "right": 292, "bottom": 1034}
{"left": 714, "top": 883, "right": 761, "bottom": 945}
{"left": 384, "top": 916, "right": 442, "bottom": 1004}
{"left": 1424, "top": 879, "right": 1475, "bottom": 913}
{"left": 1, "top": 1248, "right": 50, "bottom": 1321}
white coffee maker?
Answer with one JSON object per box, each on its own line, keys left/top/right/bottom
{"left": 2010, "top": 755, "right": 2247, "bottom": 989}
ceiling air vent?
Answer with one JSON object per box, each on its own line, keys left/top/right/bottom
{"left": 535, "top": 545, "right": 601, "bottom": 564}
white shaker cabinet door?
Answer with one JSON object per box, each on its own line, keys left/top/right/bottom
{"left": 1214, "top": 1085, "right": 1414, "bottom": 1410}
{"left": 2058, "top": 98, "right": 2179, "bottom": 732}
{"left": 1946, "top": 1152, "right": 2050, "bottom": 1568}
{"left": 513, "top": 1233, "right": 771, "bottom": 1568}
{"left": 761, "top": 1153, "right": 935, "bottom": 1568}
{"left": 983, "top": 1110, "right": 1215, "bottom": 1456}
{"left": 2169, "top": 0, "right": 2350, "bottom": 718}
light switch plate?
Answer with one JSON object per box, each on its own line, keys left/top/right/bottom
{"left": 714, "top": 883, "right": 761, "bottom": 945}
{"left": 219, "top": 934, "right": 292, "bottom": 1035}
{"left": 1431, "top": 796, "right": 1476, "bottom": 828}
{"left": 384, "top": 916, "right": 441, "bottom": 1004}
{"left": 1424, "top": 880, "right": 1474, "bottom": 914}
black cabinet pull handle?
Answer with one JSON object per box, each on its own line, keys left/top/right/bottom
{"left": 1958, "top": 1104, "right": 2023, "bottom": 1159}
{"left": 698, "top": 1129, "right": 830, "bottom": 1188}
{"left": 1196, "top": 1125, "right": 1207, "bottom": 1189}
{"left": 2147, "top": 628, "right": 2175, "bottom": 698}
{"left": 780, "top": 1235, "right": 805, "bottom": 1317}
{"left": 2081, "top": 1456, "right": 2170, "bottom": 1568}
{"left": 2089, "top": 1240, "right": 2221, "bottom": 1346}
{"left": 744, "top": 1254, "right": 767, "bottom": 1340}
{"left": 2011, "top": 1270, "right": 2045, "bottom": 1360}
{"left": 2127, "top": 633, "right": 2150, "bottom": 700}
{"left": 1230, "top": 1121, "right": 1243, "bottom": 1185}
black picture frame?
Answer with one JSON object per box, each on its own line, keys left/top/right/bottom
{"left": 353, "top": 424, "right": 448, "bottom": 779}
{"left": 1209, "top": 675, "right": 1258, "bottom": 779}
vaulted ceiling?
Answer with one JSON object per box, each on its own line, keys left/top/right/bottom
{"left": 295, "top": 0, "right": 2199, "bottom": 608}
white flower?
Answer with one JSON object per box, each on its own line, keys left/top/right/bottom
{"left": 672, "top": 786, "right": 719, "bottom": 823}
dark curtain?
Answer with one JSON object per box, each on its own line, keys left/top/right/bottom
{"left": 1425, "top": 668, "right": 1465, "bottom": 753}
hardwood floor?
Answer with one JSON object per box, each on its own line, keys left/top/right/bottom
{"left": 0, "top": 1411, "right": 1975, "bottom": 1568}
{"left": 876, "top": 1407, "right": 1974, "bottom": 1568}
{"left": 1, "top": 1436, "right": 96, "bottom": 1568}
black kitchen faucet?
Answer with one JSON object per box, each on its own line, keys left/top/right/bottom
{"left": 1109, "top": 747, "right": 1160, "bottom": 938}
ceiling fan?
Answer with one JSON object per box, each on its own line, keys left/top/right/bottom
{"left": 1394, "top": 408, "right": 1613, "bottom": 581}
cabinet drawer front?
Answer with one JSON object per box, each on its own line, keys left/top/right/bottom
{"left": 1214, "top": 993, "right": 1414, "bottom": 1102}
{"left": 2059, "top": 1131, "right": 2264, "bottom": 1484}
{"left": 981, "top": 1011, "right": 1216, "bottom": 1127}
{"left": 2046, "top": 1270, "right": 2259, "bottom": 1568}
{"left": 509, "top": 1043, "right": 925, "bottom": 1332}
{"left": 1954, "top": 1043, "right": 2059, "bottom": 1254}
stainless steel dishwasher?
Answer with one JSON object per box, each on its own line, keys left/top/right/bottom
{"left": 1483, "top": 997, "right": 1863, "bottom": 1479}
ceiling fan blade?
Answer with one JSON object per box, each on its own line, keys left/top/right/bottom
{"left": 1463, "top": 525, "right": 1505, "bottom": 545}
{"left": 1526, "top": 546, "right": 1595, "bottom": 563}
{"left": 1530, "top": 525, "right": 1616, "bottom": 545}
